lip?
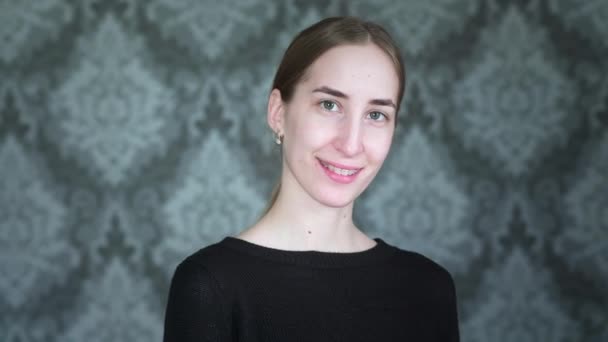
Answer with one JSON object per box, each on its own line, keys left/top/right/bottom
{"left": 316, "top": 158, "right": 362, "bottom": 170}
{"left": 316, "top": 158, "right": 363, "bottom": 184}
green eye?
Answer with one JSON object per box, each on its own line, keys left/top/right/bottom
{"left": 321, "top": 100, "right": 338, "bottom": 111}
{"left": 368, "top": 111, "right": 386, "bottom": 121}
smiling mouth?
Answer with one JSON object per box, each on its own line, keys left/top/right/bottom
{"left": 318, "top": 159, "right": 362, "bottom": 176}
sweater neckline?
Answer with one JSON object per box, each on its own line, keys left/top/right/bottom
{"left": 219, "top": 236, "right": 396, "bottom": 268}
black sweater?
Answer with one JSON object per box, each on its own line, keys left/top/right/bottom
{"left": 163, "top": 237, "right": 460, "bottom": 341}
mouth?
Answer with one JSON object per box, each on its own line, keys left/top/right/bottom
{"left": 317, "top": 158, "right": 363, "bottom": 176}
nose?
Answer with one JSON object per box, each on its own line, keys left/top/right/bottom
{"left": 335, "top": 116, "right": 363, "bottom": 157}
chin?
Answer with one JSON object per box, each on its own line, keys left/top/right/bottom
{"left": 320, "top": 198, "right": 353, "bottom": 209}
{"left": 311, "top": 188, "right": 361, "bottom": 209}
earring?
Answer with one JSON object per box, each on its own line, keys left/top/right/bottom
{"left": 274, "top": 131, "right": 283, "bottom": 145}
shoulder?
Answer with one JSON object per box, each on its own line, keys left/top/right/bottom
{"left": 384, "top": 243, "right": 456, "bottom": 294}
{"left": 171, "top": 238, "right": 242, "bottom": 282}
{"left": 166, "top": 239, "right": 244, "bottom": 316}
{"left": 380, "top": 242, "right": 460, "bottom": 338}
{"left": 178, "top": 239, "right": 233, "bottom": 269}
{"left": 392, "top": 248, "right": 452, "bottom": 276}
{"left": 164, "top": 241, "right": 234, "bottom": 340}
{"left": 168, "top": 242, "right": 227, "bottom": 293}
{"left": 169, "top": 238, "right": 251, "bottom": 292}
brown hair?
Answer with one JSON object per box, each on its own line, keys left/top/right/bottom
{"left": 273, "top": 16, "right": 406, "bottom": 109}
{"left": 263, "top": 16, "right": 406, "bottom": 214}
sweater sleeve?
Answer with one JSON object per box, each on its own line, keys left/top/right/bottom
{"left": 440, "top": 270, "right": 460, "bottom": 342}
{"left": 163, "top": 258, "right": 232, "bottom": 342}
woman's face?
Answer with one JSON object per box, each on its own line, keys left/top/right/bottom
{"left": 271, "top": 43, "right": 399, "bottom": 208}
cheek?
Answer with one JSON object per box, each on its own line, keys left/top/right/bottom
{"left": 365, "top": 129, "right": 394, "bottom": 163}
{"left": 287, "top": 113, "right": 335, "bottom": 147}
{"left": 282, "top": 116, "right": 327, "bottom": 168}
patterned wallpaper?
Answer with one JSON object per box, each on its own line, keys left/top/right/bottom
{"left": 1, "top": 0, "right": 607, "bottom": 341}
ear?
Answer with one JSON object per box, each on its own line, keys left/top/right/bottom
{"left": 267, "top": 88, "right": 285, "bottom": 135}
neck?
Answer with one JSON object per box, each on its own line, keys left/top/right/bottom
{"left": 270, "top": 195, "right": 354, "bottom": 245}
{"left": 240, "top": 181, "right": 372, "bottom": 252}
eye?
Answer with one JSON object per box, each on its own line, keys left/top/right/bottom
{"left": 368, "top": 111, "right": 387, "bottom": 122}
{"left": 320, "top": 100, "right": 339, "bottom": 112}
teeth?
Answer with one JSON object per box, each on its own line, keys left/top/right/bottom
{"left": 321, "top": 160, "right": 359, "bottom": 176}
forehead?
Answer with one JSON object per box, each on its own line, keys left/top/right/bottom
{"left": 300, "top": 43, "right": 399, "bottom": 101}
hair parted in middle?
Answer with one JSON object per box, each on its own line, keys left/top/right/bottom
{"left": 271, "top": 16, "right": 406, "bottom": 113}
{"left": 262, "top": 16, "right": 407, "bottom": 214}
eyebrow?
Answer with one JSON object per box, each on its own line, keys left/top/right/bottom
{"left": 312, "top": 86, "right": 396, "bottom": 109}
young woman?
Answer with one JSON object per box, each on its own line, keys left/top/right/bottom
{"left": 163, "top": 16, "right": 459, "bottom": 341}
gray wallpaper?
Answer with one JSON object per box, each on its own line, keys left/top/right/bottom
{"left": 1, "top": 0, "right": 607, "bottom": 341}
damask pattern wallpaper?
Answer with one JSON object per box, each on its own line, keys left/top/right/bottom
{"left": 1, "top": 0, "right": 606, "bottom": 341}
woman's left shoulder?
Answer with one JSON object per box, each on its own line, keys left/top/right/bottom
{"left": 383, "top": 241, "right": 455, "bottom": 286}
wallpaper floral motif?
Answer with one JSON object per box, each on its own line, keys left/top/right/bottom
{"left": 1, "top": 0, "right": 606, "bottom": 341}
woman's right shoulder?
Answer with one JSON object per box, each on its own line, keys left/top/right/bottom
{"left": 172, "top": 238, "right": 235, "bottom": 274}
{"left": 169, "top": 237, "right": 247, "bottom": 286}
{"left": 164, "top": 240, "right": 234, "bottom": 341}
